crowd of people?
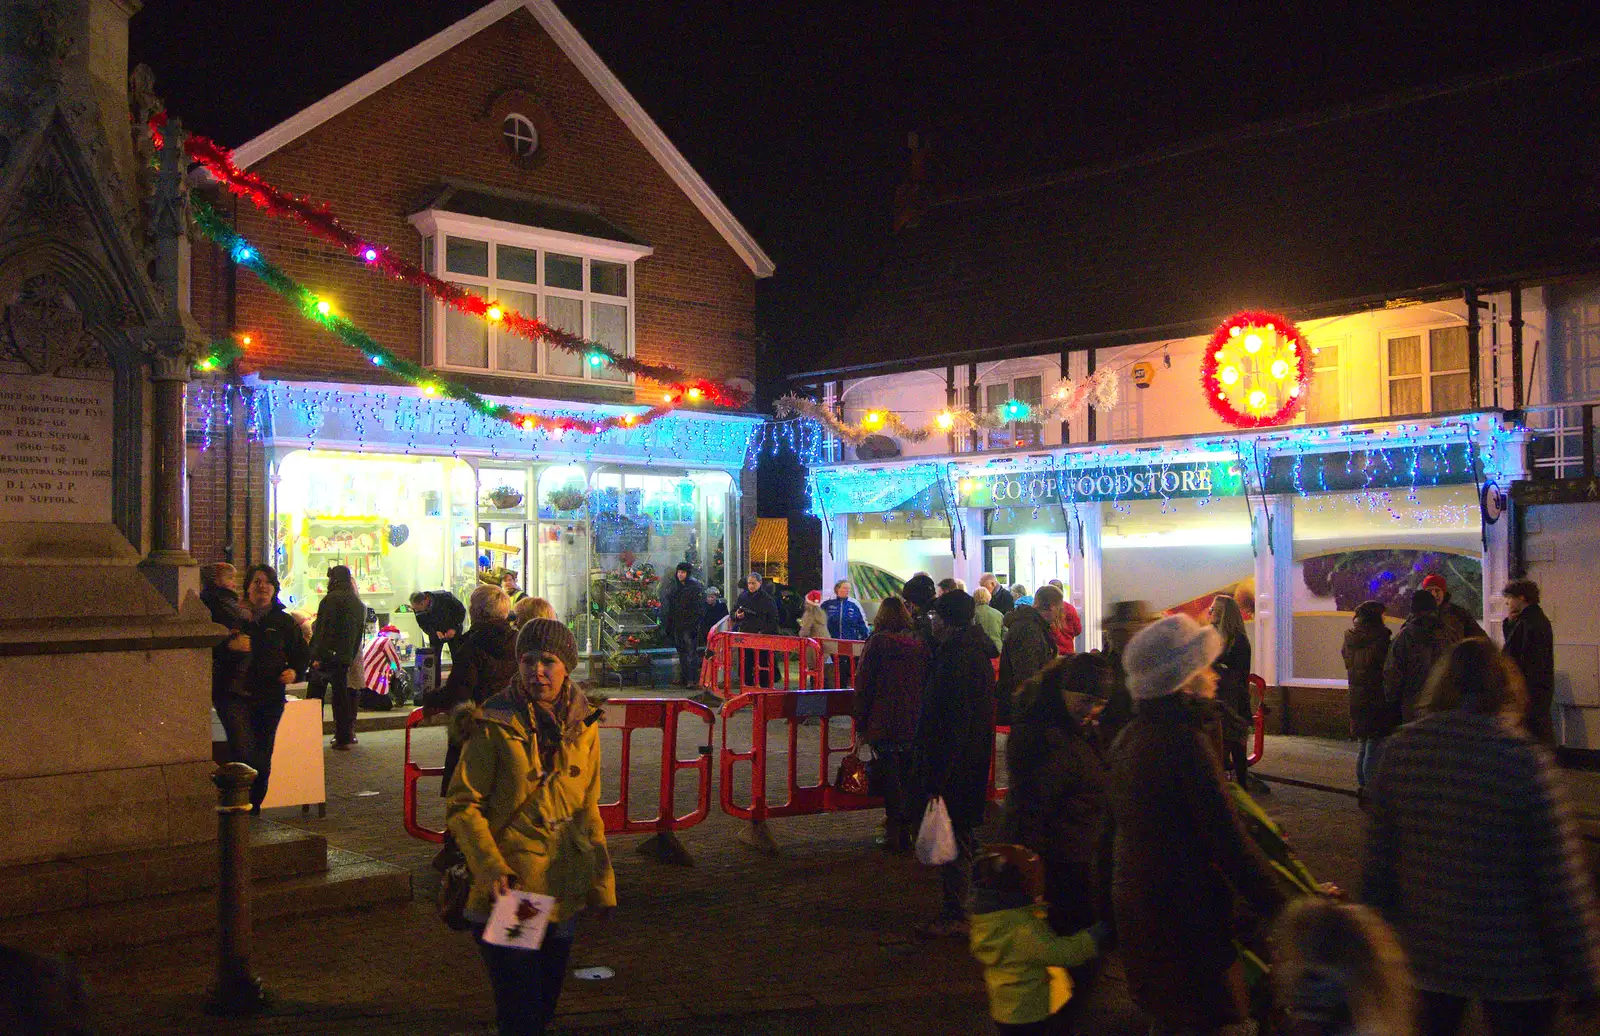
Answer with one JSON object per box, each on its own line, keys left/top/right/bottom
{"left": 843, "top": 571, "right": 1598, "bottom": 1036}
{"left": 195, "top": 558, "right": 1597, "bottom": 1036}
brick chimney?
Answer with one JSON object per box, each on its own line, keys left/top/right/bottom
{"left": 892, "top": 131, "right": 927, "bottom": 233}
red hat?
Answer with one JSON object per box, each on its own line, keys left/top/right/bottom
{"left": 1420, "top": 574, "right": 1448, "bottom": 592}
{"left": 805, "top": 590, "right": 823, "bottom": 605}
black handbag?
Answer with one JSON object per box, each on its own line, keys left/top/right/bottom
{"left": 432, "top": 840, "right": 473, "bottom": 931}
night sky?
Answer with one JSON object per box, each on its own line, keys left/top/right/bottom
{"left": 129, "top": 1, "right": 1595, "bottom": 377}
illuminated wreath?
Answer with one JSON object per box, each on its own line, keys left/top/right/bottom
{"left": 1201, "top": 310, "right": 1315, "bottom": 429}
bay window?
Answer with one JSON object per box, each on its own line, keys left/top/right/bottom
{"left": 410, "top": 209, "right": 650, "bottom": 383}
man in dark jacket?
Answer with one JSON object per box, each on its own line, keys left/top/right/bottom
{"left": 1420, "top": 573, "right": 1485, "bottom": 643}
{"left": 997, "top": 585, "right": 1064, "bottom": 725}
{"left": 661, "top": 562, "right": 707, "bottom": 687}
{"left": 734, "top": 571, "right": 780, "bottom": 688}
{"left": 911, "top": 589, "right": 999, "bottom": 939}
{"left": 409, "top": 589, "right": 466, "bottom": 660}
{"left": 901, "top": 572, "right": 939, "bottom": 651}
{"left": 1342, "top": 600, "right": 1394, "bottom": 799}
{"left": 309, "top": 565, "right": 367, "bottom": 748}
{"left": 1384, "top": 591, "right": 1454, "bottom": 723}
{"left": 1503, "top": 578, "right": 1556, "bottom": 745}
{"left": 980, "top": 573, "right": 1014, "bottom": 614}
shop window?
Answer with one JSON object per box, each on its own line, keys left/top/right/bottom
{"left": 846, "top": 502, "right": 953, "bottom": 607}
{"left": 1385, "top": 326, "right": 1470, "bottom": 416}
{"left": 1099, "top": 497, "right": 1255, "bottom": 632}
{"left": 422, "top": 234, "right": 634, "bottom": 383}
{"left": 1289, "top": 485, "right": 1480, "bottom": 681}
{"left": 271, "top": 450, "right": 477, "bottom": 652}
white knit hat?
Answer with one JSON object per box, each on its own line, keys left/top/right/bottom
{"left": 1123, "top": 613, "right": 1222, "bottom": 700}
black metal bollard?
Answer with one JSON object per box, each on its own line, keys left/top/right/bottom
{"left": 206, "top": 762, "right": 267, "bottom": 1016}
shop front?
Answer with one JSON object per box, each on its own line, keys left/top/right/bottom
{"left": 813, "top": 415, "right": 1516, "bottom": 718}
{"left": 254, "top": 380, "right": 759, "bottom": 667}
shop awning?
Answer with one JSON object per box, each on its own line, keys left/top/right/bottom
{"left": 811, "top": 463, "right": 948, "bottom": 515}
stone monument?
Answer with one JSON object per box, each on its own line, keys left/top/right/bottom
{"left": 0, "top": 0, "right": 218, "bottom": 900}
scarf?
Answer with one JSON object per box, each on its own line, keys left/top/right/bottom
{"left": 506, "top": 671, "right": 582, "bottom": 773}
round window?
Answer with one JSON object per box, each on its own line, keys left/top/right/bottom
{"left": 502, "top": 113, "right": 539, "bottom": 158}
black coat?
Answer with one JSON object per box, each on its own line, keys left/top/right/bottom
{"left": 1212, "top": 633, "right": 1252, "bottom": 739}
{"left": 1102, "top": 695, "right": 1284, "bottom": 1028}
{"left": 1439, "top": 599, "right": 1486, "bottom": 643}
{"left": 698, "top": 600, "right": 729, "bottom": 644}
{"left": 989, "top": 585, "right": 1015, "bottom": 614}
{"left": 202, "top": 585, "right": 251, "bottom": 700}
{"left": 913, "top": 622, "right": 999, "bottom": 829}
{"left": 997, "top": 606, "right": 1056, "bottom": 725}
{"left": 1004, "top": 711, "right": 1106, "bottom": 870}
{"left": 239, "top": 600, "right": 310, "bottom": 701}
{"left": 1342, "top": 619, "right": 1395, "bottom": 739}
{"left": 661, "top": 575, "right": 707, "bottom": 638}
{"left": 1384, "top": 612, "right": 1453, "bottom": 722}
{"left": 431, "top": 618, "right": 518, "bottom": 710}
{"left": 732, "top": 588, "right": 779, "bottom": 634}
{"left": 1504, "top": 603, "right": 1556, "bottom": 743}
{"left": 414, "top": 590, "right": 466, "bottom": 649}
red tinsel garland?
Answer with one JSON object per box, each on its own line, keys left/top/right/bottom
{"left": 1199, "top": 309, "right": 1313, "bottom": 429}
{"left": 150, "top": 113, "right": 748, "bottom": 409}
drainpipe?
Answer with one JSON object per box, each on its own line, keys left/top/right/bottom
{"left": 1058, "top": 348, "right": 1070, "bottom": 445}
{"left": 1510, "top": 285, "right": 1524, "bottom": 412}
{"left": 966, "top": 363, "right": 979, "bottom": 452}
{"left": 222, "top": 197, "right": 239, "bottom": 562}
{"left": 945, "top": 366, "right": 956, "bottom": 453}
{"left": 1466, "top": 287, "right": 1483, "bottom": 408}
{"left": 1086, "top": 349, "right": 1098, "bottom": 442}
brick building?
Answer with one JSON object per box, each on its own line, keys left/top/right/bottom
{"left": 182, "top": 0, "right": 771, "bottom": 660}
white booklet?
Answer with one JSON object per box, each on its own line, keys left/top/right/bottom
{"left": 481, "top": 890, "right": 558, "bottom": 951}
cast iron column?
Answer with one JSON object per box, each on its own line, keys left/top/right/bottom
{"left": 207, "top": 762, "right": 266, "bottom": 1015}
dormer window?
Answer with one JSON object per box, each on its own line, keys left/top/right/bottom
{"left": 411, "top": 191, "right": 652, "bottom": 384}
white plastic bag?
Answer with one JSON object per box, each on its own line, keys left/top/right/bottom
{"left": 915, "top": 796, "right": 958, "bottom": 866}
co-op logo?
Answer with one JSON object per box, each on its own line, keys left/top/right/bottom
{"left": 982, "top": 466, "right": 1216, "bottom": 502}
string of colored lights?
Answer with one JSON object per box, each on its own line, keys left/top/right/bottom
{"left": 151, "top": 113, "right": 747, "bottom": 408}
{"left": 775, "top": 373, "right": 1119, "bottom": 446}
{"left": 190, "top": 197, "right": 671, "bottom": 436}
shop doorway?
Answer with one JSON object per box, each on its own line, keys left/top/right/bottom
{"left": 985, "top": 535, "right": 1070, "bottom": 596}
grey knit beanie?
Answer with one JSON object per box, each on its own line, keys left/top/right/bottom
{"left": 1123, "top": 613, "right": 1222, "bottom": 700}
{"left": 515, "top": 618, "right": 579, "bottom": 673}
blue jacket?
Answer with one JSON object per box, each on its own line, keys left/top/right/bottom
{"left": 822, "top": 597, "right": 869, "bottom": 641}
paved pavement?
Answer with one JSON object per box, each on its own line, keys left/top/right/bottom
{"left": 71, "top": 714, "right": 1592, "bottom": 1035}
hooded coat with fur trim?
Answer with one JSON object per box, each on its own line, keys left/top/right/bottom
{"left": 446, "top": 682, "right": 615, "bottom": 923}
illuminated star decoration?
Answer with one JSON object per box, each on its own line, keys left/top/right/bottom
{"left": 1201, "top": 310, "right": 1315, "bottom": 429}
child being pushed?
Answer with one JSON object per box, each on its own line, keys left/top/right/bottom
{"left": 968, "top": 844, "right": 1109, "bottom": 1035}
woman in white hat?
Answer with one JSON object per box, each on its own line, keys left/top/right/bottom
{"left": 1102, "top": 614, "right": 1285, "bottom": 1034}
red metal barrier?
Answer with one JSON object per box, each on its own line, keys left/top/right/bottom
{"left": 596, "top": 698, "right": 714, "bottom": 836}
{"left": 719, "top": 689, "right": 881, "bottom": 823}
{"left": 1248, "top": 674, "right": 1267, "bottom": 767}
{"left": 701, "top": 633, "right": 825, "bottom": 699}
{"left": 402, "top": 707, "right": 446, "bottom": 844}
{"left": 404, "top": 699, "right": 715, "bottom": 846}
{"left": 815, "top": 638, "right": 866, "bottom": 688}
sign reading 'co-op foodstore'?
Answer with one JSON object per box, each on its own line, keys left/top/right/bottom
{"left": 955, "top": 461, "right": 1246, "bottom": 507}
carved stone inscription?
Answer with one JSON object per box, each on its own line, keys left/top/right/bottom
{"left": 0, "top": 374, "right": 114, "bottom": 522}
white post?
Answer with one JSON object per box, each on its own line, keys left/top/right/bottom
{"left": 821, "top": 514, "right": 850, "bottom": 596}
{"left": 1482, "top": 422, "right": 1526, "bottom": 641}
{"left": 1253, "top": 495, "right": 1294, "bottom": 686}
{"left": 1075, "top": 503, "right": 1104, "bottom": 652}
{"left": 953, "top": 506, "right": 982, "bottom": 590}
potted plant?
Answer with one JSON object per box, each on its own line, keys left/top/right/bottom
{"left": 546, "top": 486, "right": 587, "bottom": 514}
{"left": 486, "top": 486, "right": 524, "bottom": 510}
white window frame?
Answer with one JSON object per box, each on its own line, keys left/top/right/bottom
{"left": 409, "top": 210, "right": 652, "bottom": 385}
{"left": 502, "top": 113, "right": 539, "bottom": 158}
{"left": 972, "top": 373, "right": 1045, "bottom": 450}
{"left": 1380, "top": 322, "right": 1470, "bottom": 417}
{"left": 1302, "top": 334, "right": 1347, "bottom": 425}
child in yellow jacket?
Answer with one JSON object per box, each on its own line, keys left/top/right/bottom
{"left": 968, "top": 844, "right": 1108, "bottom": 1034}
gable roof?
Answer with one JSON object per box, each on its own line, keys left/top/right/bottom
{"left": 228, "top": 0, "right": 773, "bottom": 278}
{"left": 801, "top": 51, "right": 1600, "bottom": 379}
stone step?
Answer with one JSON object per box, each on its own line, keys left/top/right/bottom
{"left": 0, "top": 821, "right": 329, "bottom": 920}
{"left": 0, "top": 847, "right": 411, "bottom": 953}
